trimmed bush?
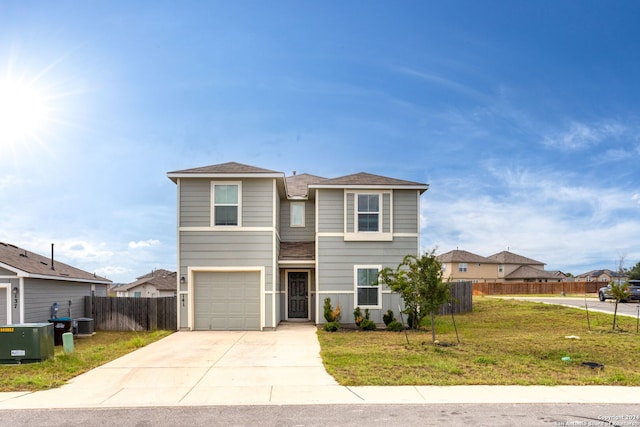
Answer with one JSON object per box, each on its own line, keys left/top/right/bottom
{"left": 323, "top": 321, "right": 340, "bottom": 332}
{"left": 386, "top": 320, "right": 404, "bottom": 331}
{"left": 383, "top": 309, "right": 395, "bottom": 326}
{"left": 359, "top": 319, "right": 376, "bottom": 331}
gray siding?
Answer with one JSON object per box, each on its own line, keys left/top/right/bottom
{"left": 346, "top": 193, "right": 354, "bottom": 232}
{"left": 179, "top": 178, "right": 275, "bottom": 228}
{"left": 0, "top": 288, "right": 6, "bottom": 324}
{"left": 179, "top": 230, "right": 275, "bottom": 329}
{"left": 393, "top": 190, "right": 419, "bottom": 233}
{"left": 23, "top": 279, "right": 108, "bottom": 323}
{"left": 179, "top": 179, "right": 210, "bottom": 227}
{"left": 280, "top": 200, "right": 316, "bottom": 242}
{"left": 317, "top": 236, "right": 418, "bottom": 292}
{"left": 317, "top": 189, "right": 343, "bottom": 233}
{"left": 383, "top": 193, "right": 391, "bottom": 232}
{"left": 242, "top": 179, "right": 274, "bottom": 227}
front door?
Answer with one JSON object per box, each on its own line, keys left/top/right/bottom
{"left": 288, "top": 272, "right": 308, "bottom": 319}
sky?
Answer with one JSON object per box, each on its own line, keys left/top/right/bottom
{"left": 1, "top": 1, "right": 639, "bottom": 283}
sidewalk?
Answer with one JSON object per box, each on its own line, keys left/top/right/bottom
{"left": 0, "top": 325, "right": 637, "bottom": 409}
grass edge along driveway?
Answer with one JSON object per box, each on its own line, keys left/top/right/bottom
{"left": 318, "top": 298, "right": 640, "bottom": 386}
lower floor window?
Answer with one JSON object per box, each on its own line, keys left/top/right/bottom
{"left": 355, "top": 266, "right": 381, "bottom": 307}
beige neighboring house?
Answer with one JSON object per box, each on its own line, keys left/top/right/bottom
{"left": 116, "top": 269, "right": 177, "bottom": 298}
{"left": 575, "top": 269, "right": 627, "bottom": 284}
{"left": 438, "top": 250, "right": 496, "bottom": 283}
{"left": 437, "top": 249, "right": 561, "bottom": 283}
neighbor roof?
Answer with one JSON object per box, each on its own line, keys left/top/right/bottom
{"left": 437, "top": 250, "right": 492, "bottom": 264}
{"left": 0, "top": 242, "right": 111, "bottom": 284}
{"left": 117, "top": 269, "right": 177, "bottom": 292}
{"left": 486, "top": 251, "right": 544, "bottom": 266}
{"left": 576, "top": 269, "right": 626, "bottom": 278}
{"left": 505, "top": 265, "right": 560, "bottom": 280}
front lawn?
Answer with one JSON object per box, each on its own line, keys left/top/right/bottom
{"left": 318, "top": 298, "right": 640, "bottom": 386}
{"left": 0, "top": 330, "right": 172, "bottom": 392}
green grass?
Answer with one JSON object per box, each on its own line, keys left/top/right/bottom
{"left": 0, "top": 330, "right": 173, "bottom": 392}
{"left": 318, "top": 298, "right": 640, "bottom": 386}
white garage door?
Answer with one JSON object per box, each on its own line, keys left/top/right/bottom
{"left": 193, "top": 271, "right": 261, "bottom": 331}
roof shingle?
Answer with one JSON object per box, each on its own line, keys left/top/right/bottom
{"left": 0, "top": 242, "right": 111, "bottom": 283}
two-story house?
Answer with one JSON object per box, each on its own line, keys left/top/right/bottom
{"left": 437, "top": 249, "right": 559, "bottom": 283}
{"left": 167, "top": 162, "right": 428, "bottom": 331}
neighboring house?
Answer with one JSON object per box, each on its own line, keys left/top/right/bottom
{"left": 437, "top": 250, "right": 495, "bottom": 283}
{"left": 167, "top": 161, "right": 428, "bottom": 331}
{"left": 437, "top": 249, "right": 559, "bottom": 283}
{"left": 575, "top": 269, "right": 627, "bottom": 284}
{"left": 0, "top": 242, "right": 110, "bottom": 325}
{"left": 116, "top": 269, "right": 177, "bottom": 298}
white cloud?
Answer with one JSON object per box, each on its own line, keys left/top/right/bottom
{"left": 422, "top": 168, "right": 640, "bottom": 275}
{"left": 128, "top": 239, "right": 161, "bottom": 249}
{"left": 542, "top": 121, "right": 627, "bottom": 151}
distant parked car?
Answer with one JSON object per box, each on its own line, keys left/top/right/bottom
{"left": 598, "top": 280, "right": 640, "bottom": 302}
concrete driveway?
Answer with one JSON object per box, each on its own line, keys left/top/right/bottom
{"left": 1, "top": 322, "right": 639, "bottom": 408}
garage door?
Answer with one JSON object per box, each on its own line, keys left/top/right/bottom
{"left": 193, "top": 271, "right": 261, "bottom": 330}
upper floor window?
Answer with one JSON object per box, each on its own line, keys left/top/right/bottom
{"left": 458, "top": 263, "right": 468, "bottom": 272}
{"left": 498, "top": 264, "right": 504, "bottom": 273}
{"left": 212, "top": 182, "right": 240, "bottom": 226}
{"left": 355, "top": 265, "right": 381, "bottom": 308}
{"left": 290, "top": 202, "right": 305, "bottom": 227}
{"left": 357, "top": 194, "right": 379, "bottom": 232}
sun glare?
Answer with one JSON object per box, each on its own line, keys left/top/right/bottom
{"left": 0, "top": 78, "right": 49, "bottom": 146}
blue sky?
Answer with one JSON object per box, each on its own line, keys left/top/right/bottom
{"left": 1, "top": 1, "right": 639, "bottom": 283}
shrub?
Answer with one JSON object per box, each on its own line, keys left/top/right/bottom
{"left": 323, "top": 321, "right": 340, "bottom": 332}
{"left": 323, "top": 298, "right": 341, "bottom": 323}
{"left": 353, "top": 307, "right": 363, "bottom": 327}
{"left": 383, "top": 309, "right": 395, "bottom": 326}
{"left": 386, "top": 320, "right": 404, "bottom": 332}
{"left": 359, "top": 319, "right": 376, "bottom": 331}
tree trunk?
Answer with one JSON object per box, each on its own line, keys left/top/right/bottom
{"left": 613, "top": 300, "right": 619, "bottom": 330}
{"left": 430, "top": 311, "right": 436, "bottom": 343}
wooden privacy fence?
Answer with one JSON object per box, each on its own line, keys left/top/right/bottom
{"left": 437, "top": 281, "right": 473, "bottom": 315}
{"left": 473, "top": 281, "right": 601, "bottom": 296}
{"left": 85, "top": 296, "right": 177, "bottom": 331}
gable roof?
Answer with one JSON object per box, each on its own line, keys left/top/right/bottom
{"left": 309, "top": 172, "right": 428, "bottom": 193}
{"left": 285, "top": 173, "right": 327, "bottom": 198}
{"left": 505, "top": 265, "right": 560, "bottom": 280}
{"left": 576, "top": 269, "right": 626, "bottom": 279}
{"left": 167, "top": 162, "right": 284, "bottom": 183}
{"left": 486, "top": 251, "right": 544, "bottom": 266}
{"left": 117, "top": 269, "right": 177, "bottom": 292}
{"left": 0, "top": 242, "right": 111, "bottom": 284}
{"left": 437, "top": 250, "right": 492, "bottom": 264}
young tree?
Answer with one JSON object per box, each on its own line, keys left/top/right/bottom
{"left": 627, "top": 261, "right": 640, "bottom": 280}
{"left": 611, "top": 255, "right": 631, "bottom": 330}
{"left": 379, "top": 250, "right": 450, "bottom": 342}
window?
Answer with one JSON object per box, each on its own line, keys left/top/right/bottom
{"left": 290, "top": 202, "right": 305, "bottom": 227}
{"left": 213, "top": 183, "right": 240, "bottom": 226}
{"left": 498, "top": 264, "right": 503, "bottom": 273}
{"left": 134, "top": 291, "right": 141, "bottom": 298}
{"left": 355, "top": 266, "right": 381, "bottom": 307}
{"left": 357, "top": 194, "right": 379, "bottom": 232}
{"left": 458, "top": 263, "right": 468, "bottom": 272}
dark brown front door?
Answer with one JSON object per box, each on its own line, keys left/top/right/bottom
{"left": 288, "top": 272, "right": 308, "bottom": 318}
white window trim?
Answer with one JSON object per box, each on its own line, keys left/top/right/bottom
{"left": 211, "top": 181, "right": 242, "bottom": 227}
{"left": 355, "top": 193, "right": 381, "bottom": 233}
{"left": 344, "top": 191, "right": 392, "bottom": 241}
{"left": 290, "top": 201, "right": 305, "bottom": 227}
{"left": 354, "top": 265, "right": 382, "bottom": 309}
{"left": 458, "top": 263, "right": 468, "bottom": 273}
